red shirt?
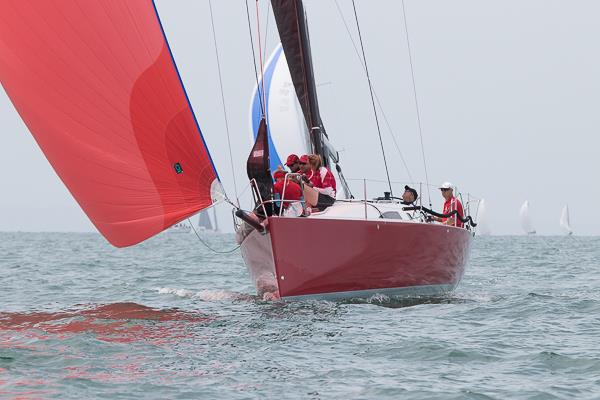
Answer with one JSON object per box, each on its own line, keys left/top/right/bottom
{"left": 309, "top": 167, "right": 337, "bottom": 197}
{"left": 319, "top": 167, "right": 337, "bottom": 194}
{"left": 305, "top": 169, "right": 320, "bottom": 188}
{"left": 443, "top": 196, "right": 464, "bottom": 228}
{"left": 273, "top": 179, "right": 302, "bottom": 208}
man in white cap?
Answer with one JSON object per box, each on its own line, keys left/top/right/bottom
{"left": 432, "top": 182, "right": 464, "bottom": 228}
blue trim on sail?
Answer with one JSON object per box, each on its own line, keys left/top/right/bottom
{"left": 252, "top": 45, "right": 284, "bottom": 174}
{"left": 151, "top": 1, "right": 221, "bottom": 182}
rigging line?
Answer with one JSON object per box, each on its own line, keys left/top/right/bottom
{"left": 333, "top": 0, "right": 413, "bottom": 183}
{"left": 351, "top": 0, "right": 393, "bottom": 196}
{"left": 188, "top": 218, "right": 240, "bottom": 254}
{"left": 245, "top": 0, "right": 265, "bottom": 115}
{"left": 262, "top": 1, "right": 271, "bottom": 64}
{"left": 401, "top": 0, "right": 431, "bottom": 206}
{"left": 208, "top": 0, "right": 239, "bottom": 206}
{"left": 255, "top": 0, "right": 267, "bottom": 115}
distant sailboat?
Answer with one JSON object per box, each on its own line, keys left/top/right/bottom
{"left": 519, "top": 201, "right": 536, "bottom": 235}
{"left": 559, "top": 205, "right": 573, "bottom": 235}
{"left": 197, "top": 209, "right": 219, "bottom": 233}
{"left": 476, "top": 199, "right": 491, "bottom": 235}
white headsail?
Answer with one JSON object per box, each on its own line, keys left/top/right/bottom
{"left": 559, "top": 205, "right": 573, "bottom": 235}
{"left": 519, "top": 200, "right": 536, "bottom": 235}
{"left": 250, "top": 44, "right": 311, "bottom": 173}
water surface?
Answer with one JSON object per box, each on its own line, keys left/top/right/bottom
{"left": 1, "top": 232, "right": 599, "bottom": 399}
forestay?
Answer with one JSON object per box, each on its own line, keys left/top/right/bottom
{"left": 0, "top": 1, "right": 222, "bottom": 247}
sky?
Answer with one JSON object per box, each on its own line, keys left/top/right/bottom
{"left": 1, "top": 0, "right": 598, "bottom": 236}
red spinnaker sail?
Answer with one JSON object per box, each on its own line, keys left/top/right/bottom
{"left": 0, "top": 1, "right": 221, "bottom": 247}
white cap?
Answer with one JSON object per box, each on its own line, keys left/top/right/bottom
{"left": 439, "top": 182, "right": 453, "bottom": 190}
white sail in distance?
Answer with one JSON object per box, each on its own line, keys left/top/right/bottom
{"left": 476, "top": 199, "right": 491, "bottom": 235}
{"left": 519, "top": 201, "right": 536, "bottom": 235}
{"left": 559, "top": 205, "right": 573, "bottom": 235}
{"left": 198, "top": 210, "right": 214, "bottom": 231}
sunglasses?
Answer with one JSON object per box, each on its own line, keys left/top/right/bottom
{"left": 441, "top": 188, "right": 451, "bottom": 192}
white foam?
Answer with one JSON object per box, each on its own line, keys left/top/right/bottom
{"left": 194, "top": 289, "right": 241, "bottom": 301}
{"left": 156, "top": 287, "right": 195, "bottom": 298}
{"left": 154, "top": 287, "right": 244, "bottom": 301}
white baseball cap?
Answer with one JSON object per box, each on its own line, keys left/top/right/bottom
{"left": 439, "top": 182, "right": 453, "bottom": 190}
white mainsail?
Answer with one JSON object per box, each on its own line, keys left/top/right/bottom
{"left": 519, "top": 200, "right": 536, "bottom": 235}
{"left": 559, "top": 205, "right": 573, "bottom": 235}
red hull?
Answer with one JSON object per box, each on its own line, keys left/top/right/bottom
{"left": 241, "top": 217, "right": 472, "bottom": 300}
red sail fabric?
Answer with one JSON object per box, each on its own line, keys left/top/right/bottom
{"left": 0, "top": 1, "right": 220, "bottom": 247}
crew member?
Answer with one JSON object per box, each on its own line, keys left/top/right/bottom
{"left": 285, "top": 154, "right": 301, "bottom": 173}
{"left": 401, "top": 185, "right": 418, "bottom": 205}
{"left": 307, "top": 154, "right": 336, "bottom": 209}
{"left": 298, "top": 154, "right": 311, "bottom": 178}
{"left": 273, "top": 168, "right": 303, "bottom": 216}
{"left": 432, "top": 182, "right": 464, "bottom": 228}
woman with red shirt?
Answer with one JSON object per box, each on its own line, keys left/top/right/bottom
{"left": 306, "top": 154, "right": 336, "bottom": 210}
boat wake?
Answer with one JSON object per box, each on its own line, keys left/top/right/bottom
{"left": 155, "top": 287, "right": 252, "bottom": 302}
{"left": 340, "top": 292, "right": 494, "bottom": 308}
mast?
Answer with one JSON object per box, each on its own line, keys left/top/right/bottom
{"left": 270, "top": 0, "right": 329, "bottom": 167}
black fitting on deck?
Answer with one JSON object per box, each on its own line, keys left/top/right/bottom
{"left": 235, "top": 209, "right": 265, "bottom": 233}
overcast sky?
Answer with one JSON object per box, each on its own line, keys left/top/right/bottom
{"left": 1, "top": 0, "right": 598, "bottom": 236}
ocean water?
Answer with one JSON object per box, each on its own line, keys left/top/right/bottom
{"left": 1, "top": 232, "right": 599, "bottom": 399}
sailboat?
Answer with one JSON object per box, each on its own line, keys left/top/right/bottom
{"left": 197, "top": 209, "right": 218, "bottom": 233}
{"left": 559, "top": 205, "right": 573, "bottom": 235}
{"left": 235, "top": 2, "right": 475, "bottom": 300}
{"left": 519, "top": 201, "right": 536, "bottom": 235}
{"left": 0, "top": 1, "right": 476, "bottom": 301}
{"left": 476, "top": 199, "right": 491, "bottom": 236}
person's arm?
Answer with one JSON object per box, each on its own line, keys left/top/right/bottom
{"left": 444, "top": 217, "right": 456, "bottom": 226}
{"left": 301, "top": 175, "right": 313, "bottom": 187}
